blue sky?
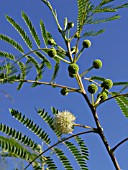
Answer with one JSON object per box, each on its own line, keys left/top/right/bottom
{"left": 0, "top": 0, "right": 128, "bottom": 170}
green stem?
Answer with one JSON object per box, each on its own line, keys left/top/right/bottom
{"left": 80, "top": 66, "right": 94, "bottom": 77}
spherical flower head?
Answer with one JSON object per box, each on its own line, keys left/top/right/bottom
{"left": 93, "top": 59, "right": 102, "bottom": 69}
{"left": 48, "top": 39, "right": 56, "bottom": 46}
{"left": 98, "top": 92, "right": 108, "bottom": 101}
{"left": 68, "top": 63, "right": 79, "bottom": 75}
{"left": 71, "top": 46, "right": 79, "bottom": 54}
{"left": 82, "top": 40, "right": 91, "bottom": 48}
{"left": 67, "top": 22, "right": 74, "bottom": 29}
{"left": 69, "top": 72, "right": 76, "bottom": 78}
{"left": 48, "top": 48, "right": 57, "bottom": 58}
{"left": 60, "top": 88, "right": 68, "bottom": 96}
{"left": 53, "top": 110, "right": 76, "bottom": 134}
{"left": 88, "top": 84, "right": 98, "bottom": 94}
{"left": 101, "top": 79, "right": 113, "bottom": 89}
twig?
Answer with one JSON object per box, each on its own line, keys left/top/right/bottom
{"left": 24, "top": 130, "right": 96, "bottom": 169}
{"left": 111, "top": 138, "right": 128, "bottom": 152}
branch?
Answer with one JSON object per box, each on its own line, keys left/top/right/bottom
{"left": 0, "top": 78, "right": 79, "bottom": 92}
{"left": 24, "top": 129, "right": 96, "bottom": 169}
{"left": 111, "top": 138, "right": 128, "bottom": 152}
{"left": 98, "top": 93, "right": 128, "bottom": 105}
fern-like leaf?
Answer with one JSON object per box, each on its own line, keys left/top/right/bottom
{"left": 75, "top": 136, "right": 89, "bottom": 161}
{"left": 82, "top": 29, "right": 105, "bottom": 37}
{"left": 90, "top": 76, "right": 105, "bottom": 82}
{"left": 87, "top": 14, "right": 120, "bottom": 24}
{"left": 112, "top": 92, "right": 128, "bottom": 117}
{"left": 54, "top": 148, "right": 74, "bottom": 170}
{"left": 51, "top": 62, "right": 60, "bottom": 82}
{"left": 40, "top": 19, "right": 52, "bottom": 47}
{"left": 9, "top": 109, "right": 51, "bottom": 144}
{"left": 6, "top": 15, "right": 32, "bottom": 49}
{"left": 34, "top": 51, "right": 52, "bottom": 69}
{"left": 0, "top": 123, "right": 40, "bottom": 153}
{"left": 0, "top": 136, "right": 38, "bottom": 163}
{"left": 113, "top": 82, "right": 128, "bottom": 86}
{"left": 0, "top": 51, "right": 15, "bottom": 60}
{"left": 45, "top": 156, "right": 57, "bottom": 169}
{"left": 0, "top": 34, "right": 24, "bottom": 53}
{"left": 65, "top": 141, "right": 88, "bottom": 170}
{"left": 17, "top": 62, "right": 26, "bottom": 90}
{"left": 22, "top": 11, "right": 41, "bottom": 47}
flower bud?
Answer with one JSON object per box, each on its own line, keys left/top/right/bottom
{"left": 82, "top": 40, "right": 91, "bottom": 48}
{"left": 71, "top": 46, "right": 79, "bottom": 54}
{"left": 48, "top": 48, "right": 57, "bottom": 58}
{"left": 93, "top": 59, "right": 102, "bottom": 69}
{"left": 88, "top": 84, "right": 98, "bottom": 94}
{"left": 60, "top": 88, "right": 68, "bottom": 96}
{"left": 67, "top": 22, "right": 74, "bottom": 29}
{"left": 98, "top": 92, "right": 108, "bottom": 101}
{"left": 68, "top": 63, "right": 79, "bottom": 75}
{"left": 101, "top": 79, "right": 113, "bottom": 89}
{"left": 48, "top": 39, "right": 56, "bottom": 46}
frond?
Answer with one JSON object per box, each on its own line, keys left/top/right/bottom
{"left": 65, "top": 141, "right": 88, "bottom": 170}
{"left": 0, "top": 34, "right": 24, "bottom": 53}
{"left": 113, "top": 82, "right": 128, "bottom": 86}
{"left": 82, "top": 29, "right": 105, "bottom": 38}
{"left": 112, "top": 92, "right": 128, "bottom": 117}
{"left": 22, "top": 11, "right": 41, "bottom": 47}
{"left": 53, "top": 148, "right": 74, "bottom": 170}
{"left": 45, "top": 156, "right": 57, "bottom": 170}
{"left": 0, "top": 123, "right": 40, "bottom": 153}
{"left": 51, "top": 107, "right": 59, "bottom": 115}
{"left": 34, "top": 51, "right": 52, "bottom": 69}
{"left": 41, "top": 0, "right": 53, "bottom": 11}
{"left": 0, "top": 51, "right": 15, "bottom": 60}
{"left": 6, "top": 15, "right": 32, "bottom": 49}
{"left": 51, "top": 62, "right": 60, "bottom": 83}
{"left": 40, "top": 19, "right": 52, "bottom": 47}
{"left": 75, "top": 136, "right": 89, "bottom": 161}
{"left": 9, "top": 109, "right": 51, "bottom": 144}
{"left": 87, "top": 14, "right": 120, "bottom": 24}
{"left": 37, "top": 108, "right": 61, "bottom": 137}
{"left": 115, "top": 3, "right": 128, "bottom": 9}
{"left": 99, "top": 0, "right": 114, "bottom": 7}
{"left": 17, "top": 62, "right": 26, "bottom": 90}
{"left": 0, "top": 136, "right": 38, "bottom": 163}
{"left": 77, "top": 0, "right": 89, "bottom": 34}
{"left": 92, "top": 6, "right": 117, "bottom": 13}
{"left": 90, "top": 76, "right": 105, "bottom": 82}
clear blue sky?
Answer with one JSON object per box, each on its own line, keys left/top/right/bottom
{"left": 0, "top": 0, "right": 128, "bottom": 170}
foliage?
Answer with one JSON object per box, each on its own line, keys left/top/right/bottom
{"left": 0, "top": 0, "right": 128, "bottom": 169}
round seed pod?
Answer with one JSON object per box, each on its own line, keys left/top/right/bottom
{"left": 98, "top": 92, "right": 108, "bottom": 101}
{"left": 48, "top": 48, "right": 57, "bottom": 58}
{"left": 71, "top": 46, "right": 79, "bottom": 54}
{"left": 67, "top": 22, "right": 74, "bottom": 29}
{"left": 88, "top": 84, "right": 98, "bottom": 94}
{"left": 69, "top": 72, "right": 76, "bottom": 78}
{"left": 60, "top": 88, "right": 68, "bottom": 96}
{"left": 93, "top": 59, "right": 102, "bottom": 69}
{"left": 68, "top": 63, "right": 79, "bottom": 75}
{"left": 48, "top": 39, "right": 56, "bottom": 46}
{"left": 82, "top": 40, "right": 91, "bottom": 48}
{"left": 101, "top": 79, "right": 113, "bottom": 89}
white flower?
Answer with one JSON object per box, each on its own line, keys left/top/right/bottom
{"left": 53, "top": 110, "right": 76, "bottom": 134}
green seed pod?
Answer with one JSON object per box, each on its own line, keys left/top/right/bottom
{"left": 82, "top": 40, "right": 91, "bottom": 48}
{"left": 101, "top": 79, "right": 113, "bottom": 89}
{"left": 60, "top": 88, "right": 68, "bottom": 96}
{"left": 48, "top": 39, "right": 56, "bottom": 46}
{"left": 48, "top": 48, "right": 57, "bottom": 58}
{"left": 67, "top": 22, "right": 74, "bottom": 29}
{"left": 68, "top": 63, "right": 79, "bottom": 75}
{"left": 69, "top": 72, "right": 76, "bottom": 78}
{"left": 88, "top": 84, "right": 98, "bottom": 94}
{"left": 98, "top": 92, "right": 108, "bottom": 101}
{"left": 93, "top": 59, "right": 102, "bottom": 69}
{"left": 71, "top": 46, "right": 79, "bottom": 54}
